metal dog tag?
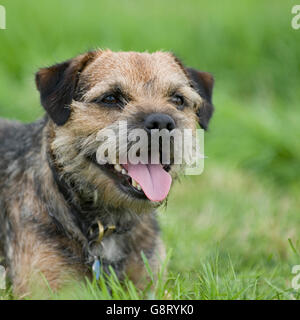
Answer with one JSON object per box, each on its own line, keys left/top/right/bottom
{"left": 92, "top": 257, "right": 101, "bottom": 280}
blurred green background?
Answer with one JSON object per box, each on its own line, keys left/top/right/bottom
{"left": 1, "top": 0, "right": 300, "bottom": 299}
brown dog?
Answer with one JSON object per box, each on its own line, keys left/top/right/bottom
{"left": 0, "top": 50, "right": 214, "bottom": 297}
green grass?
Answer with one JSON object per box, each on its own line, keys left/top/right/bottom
{"left": 1, "top": 0, "right": 300, "bottom": 300}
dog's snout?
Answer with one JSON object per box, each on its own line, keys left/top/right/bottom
{"left": 144, "top": 113, "right": 175, "bottom": 132}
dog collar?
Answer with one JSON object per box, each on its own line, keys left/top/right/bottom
{"left": 86, "top": 219, "right": 134, "bottom": 279}
{"left": 89, "top": 220, "right": 116, "bottom": 243}
{"left": 88, "top": 220, "right": 116, "bottom": 280}
{"left": 47, "top": 149, "right": 134, "bottom": 279}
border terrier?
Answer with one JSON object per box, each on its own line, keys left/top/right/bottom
{"left": 0, "top": 50, "right": 214, "bottom": 297}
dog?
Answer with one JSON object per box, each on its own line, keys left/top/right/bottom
{"left": 0, "top": 49, "right": 214, "bottom": 297}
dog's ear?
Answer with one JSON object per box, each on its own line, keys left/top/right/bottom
{"left": 185, "top": 67, "right": 214, "bottom": 130}
{"left": 35, "top": 51, "right": 97, "bottom": 126}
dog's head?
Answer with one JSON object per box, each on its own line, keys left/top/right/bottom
{"left": 36, "top": 50, "right": 214, "bottom": 211}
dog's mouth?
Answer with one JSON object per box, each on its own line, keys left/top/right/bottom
{"left": 87, "top": 154, "right": 172, "bottom": 202}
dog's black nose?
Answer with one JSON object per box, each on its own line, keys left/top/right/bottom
{"left": 144, "top": 113, "right": 176, "bottom": 132}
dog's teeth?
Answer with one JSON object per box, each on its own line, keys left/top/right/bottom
{"left": 132, "top": 179, "right": 142, "bottom": 191}
{"left": 121, "top": 169, "right": 127, "bottom": 175}
{"left": 132, "top": 179, "right": 137, "bottom": 188}
{"left": 114, "top": 164, "right": 122, "bottom": 172}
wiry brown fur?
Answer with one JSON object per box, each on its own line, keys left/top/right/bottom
{"left": 0, "top": 49, "right": 214, "bottom": 298}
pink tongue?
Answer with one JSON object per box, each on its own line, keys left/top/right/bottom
{"left": 123, "top": 163, "right": 172, "bottom": 202}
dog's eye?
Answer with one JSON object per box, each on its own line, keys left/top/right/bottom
{"left": 91, "top": 93, "right": 124, "bottom": 108}
{"left": 170, "top": 94, "right": 185, "bottom": 110}
{"left": 102, "top": 94, "right": 118, "bottom": 104}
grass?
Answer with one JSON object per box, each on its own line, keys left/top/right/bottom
{"left": 0, "top": 0, "right": 300, "bottom": 299}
